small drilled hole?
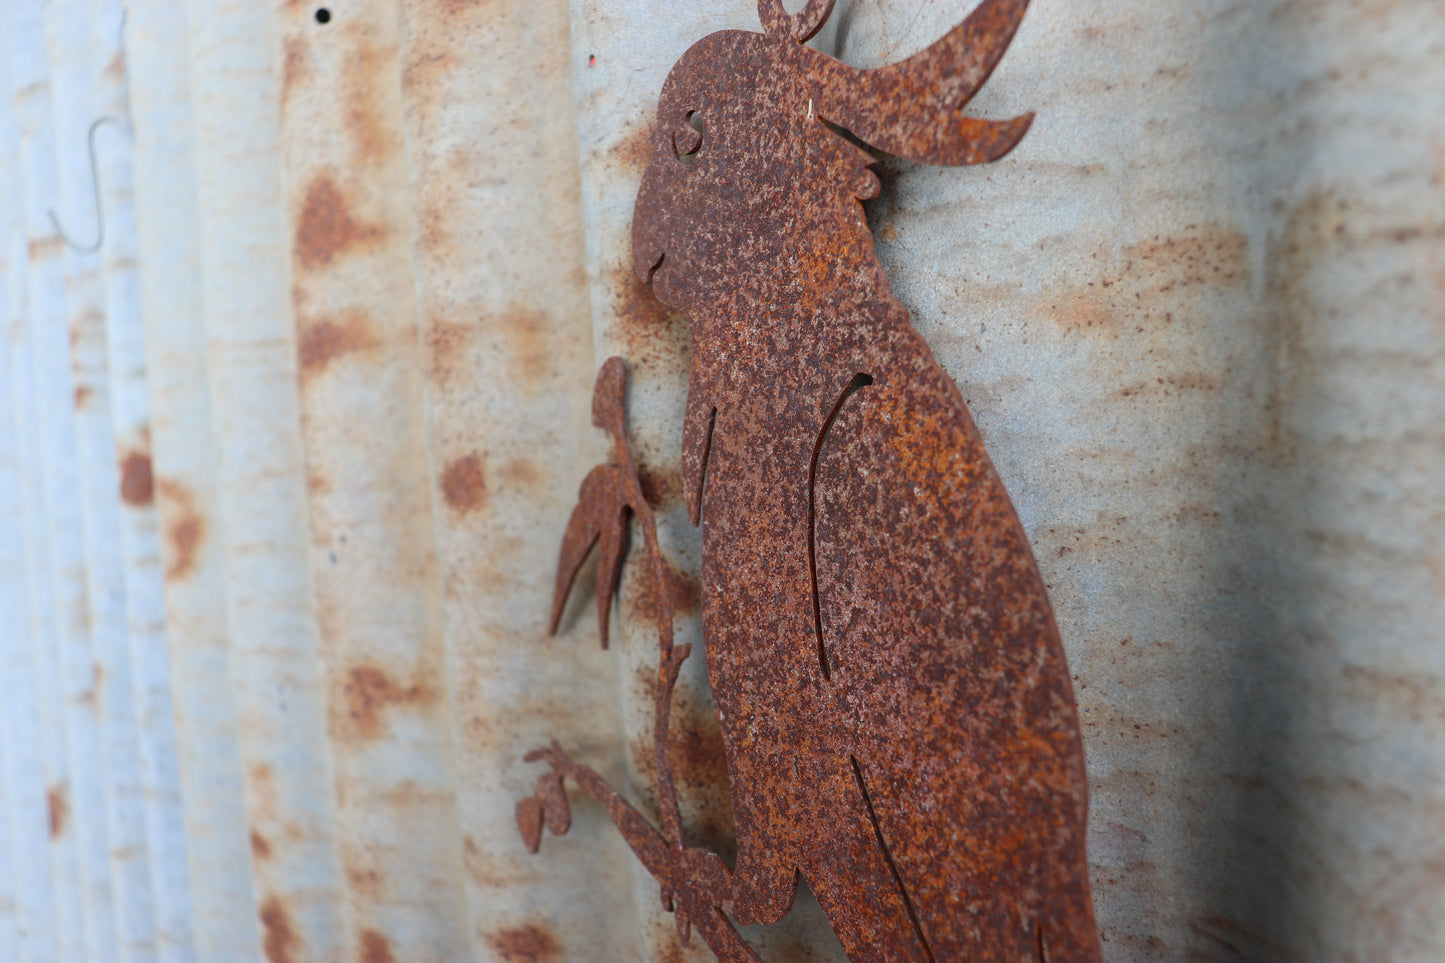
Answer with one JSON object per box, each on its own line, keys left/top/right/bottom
{"left": 315, "top": 7, "right": 331, "bottom": 23}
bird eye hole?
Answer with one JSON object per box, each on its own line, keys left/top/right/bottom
{"left": 673, "top": 110, "right": 706, "bottom": 165}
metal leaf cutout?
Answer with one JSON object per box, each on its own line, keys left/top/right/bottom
{"left": 518, "top": 1, "right": 1101, "bottom": 959}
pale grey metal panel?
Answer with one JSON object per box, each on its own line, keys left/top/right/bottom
{"left": 271, "top": 2, "right": 471, "bottom": 960}
{"left": 182, "top": 0, "right": 350, "bottom": 960}
{"left": 124, "top": 0, "right": 261, "bottom": 957}
{"left": 1, "top": 10, "right": 62, "bottom": 958}
{"left": 10, "top": 1, "right": 106, "bottom": 958}
{"left": 45, "top": 0, "right": 158, "bottom": 957}
{"left": 0, "top": 18, "right": 34, "bottom": 960}
{"left": 91, "top": 0, "right": 198, "bottom": 958}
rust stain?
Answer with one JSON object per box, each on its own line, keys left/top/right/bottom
{"left": 499, "top": 458, "right": 543, "bottom": 490}
{"left": 609, "top": 121, "right": 655, "bottom": 174}
{"left": 119, "top": 450, "right": 154, "bottom": 506}
{"left": 294, "top": 175, "right": 384, "bottom": 271}
{"left": 360, "top": 929, "right": 396, "bottom": 963}
{"left": 498, "top": 306, "right": 551, "bottom": 388}
{"left": 281, "top": 36, "right": 309, "bottom": 109}
{"left": 74, "top": 385, "right": 91, "bottom": 409}
{"left": 156, "top": 479, "right": 205, "bottom": 582}
{"left": 485, "top": 924, "right": 561, "bottom": 963}
{"left": 250, "top": 829, "right": 273, "bottom": 860}
{"left": 628, "top": 558, "right": 701, "bottom": 620}
{"left": 340, "top": 665, "right": 433, "bottom": 740}
{"left": 27, "top": 236, "right": 63, "bottom": 260}
{"left": 520, "top": 1, "right": 1098, "bottom": 958}
{"left": 426, "top": 315, "right": 475, "bottom": 387}
{"left": 260, "top": 896, "right": 298, "bottom": 963}
{"left": 296, "top": 311, "right": 378, "bottom": 380}
{"left": 609, "top": 262, "right": 690, "bottom": 372}
{"left": 440, "top": 453, "right": 487, "bottom": 515}
{"left": 347, "top": 862, "right": 384, "bottom": 897}
{"left": 46, "top": 785, "right": 67, "bottom": 839}
{"left": 103, "top": 52, "right": 125, "bottom": 82}
{"left": 636, "top": 462, "right": 683, "bottom": 507}
{"left": 342, "top": 33, "right": 392, "bottom": 166}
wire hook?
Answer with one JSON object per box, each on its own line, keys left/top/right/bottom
{"left": 48, "top": 116, "right": 129, "bottom": 256}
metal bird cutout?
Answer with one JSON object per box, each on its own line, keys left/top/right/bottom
{"left": 518, "top": 0, "right": 1100, "bottom": 958}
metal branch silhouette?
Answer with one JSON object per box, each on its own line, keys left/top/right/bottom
{"left": 518, "top": 1, "right": 1101, "bottom": 959}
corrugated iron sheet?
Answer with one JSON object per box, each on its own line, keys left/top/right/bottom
{"left": 0, "top": 0, "right": 1442, "bottom": 960}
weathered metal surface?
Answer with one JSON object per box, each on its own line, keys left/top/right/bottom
{"left": 275, "top": 0, "right": 471, "bottom": 959}
{"left": 523, "top": 2, "right": 1099, "bottom": 959}
{"left": 1, "top": 0, "right": 1442, "bottom": 959}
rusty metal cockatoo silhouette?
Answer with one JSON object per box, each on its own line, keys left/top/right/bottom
{"left": 517, "top": 0, "right": 1100, "bottom": 959}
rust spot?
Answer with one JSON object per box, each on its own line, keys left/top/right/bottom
{"left": 498, "top": 306, "right": 550, "bottom": 388}
{"left": 609, "top": 121, "right": 655, "bottom": 174}
{"left": 103, "top": 53, "right": 125, "bottom": 81}
{"left": 156, "top": 479, "right": 205, "bottom": 582}
{"left": 427, "top": 316, "right": 475, "bottom": 387}
{"left": 47, "top": 785, "right": 67, "bottom": 839}
{"left": 359, "top": 929, "right": 396, "bottom": 963}
{"left": 119, "top": 451, "right": 154, "bottom": 506}
{"left": 342, "top": 35, "right": 392, "bottom": 166}
{"left": 281, "top": 36, "right": 309, "bottom": 109}
{"left": 74, "top": 385, "right": 91, "bottom": 409}
{"left": 485, "top": 924, "right": 561, "bottom": 963}
{"left": 260, "top": 896, "right": 298, "bottom": 963}
{"left": 341, "top": 665, "right": 432, "bottom": 741}
{"left": 27, "top": 236, "right": 63, "bottom": 260}
{"left": 250, "top": 829, "right": 272, "bottom": 860}
{"left": 294, "top": 175, "right": 384, "bottom": 271}
{"left": 609, "top": 262, "right": 690, "bottom": 374}
{"left": 307, "top": 471, "right": 330, "bottom": 496}
{"left": 636, "top": 462, "right": 683, "bottom": 507}
{"left": 629, "top": 559, "right": 701, "bottom": 620}
{"left": 347, "top": 863, "right": 384, "bottom": 897}
{"left": 440, "top": 453, "right": 486, "bottom": 515}
{"left": 499, "top": 458, "right": 543, "bottom": 490}
{"left": 296, "top": 311, "right": 378, "bottom": 380}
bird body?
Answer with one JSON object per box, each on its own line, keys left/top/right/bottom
{"left": 523, "top": 2, "right": 1101, "bottom": 959}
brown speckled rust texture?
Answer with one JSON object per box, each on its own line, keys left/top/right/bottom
{"left": 520, "top": 0, "right": 1099, "bottom": 959}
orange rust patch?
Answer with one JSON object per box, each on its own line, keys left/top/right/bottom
{"left": 610, "top": 121, "right": 655, "bottom": 174}
{"left": 103, "top": 53, "right": 125, "bottom": 82}
{"left": 360, "top": 929, "right": 396, "bottom": 963}
{"left": 250, "top": 829, "right": 273, "bottom": 860}
{"left": 119, "top": 451, "right": 154, "bottom": 506}
{"left": 637, "top": 462, "right": 683, "bottom": 507}
{"left": 347, "top": 863, "right": 384, "bottom": 897}
{"left": 27, "top": 236, "right": 63, "bottom": 260}
{"left": 498, "top": 307, "right": 550, "bottom": 388}
{"left": 630, "top": 559, "right": 701, "bottom": 620}
{"left": 499, "top": 458, "right": 543, "bottom": 490}
{"left": 609, "top": 262, "right": 690, "bottom": 371}
{"left": 294, "top": 175, "right": 384, "bottom": 271}
{"left": 341, "top": 665, "right": 432, "bottom": 741}
{"left": 426, "top": 316, "right": 475, "bottom": 387}
{"left": 47, "top": 785, "right": 67, "bottom": 839}
{"left": 156, "top": 479, "right": 205, "bottom": 582}
{"left": 440, "top": 453, "right": 486, "bottom": 514}
{"left": 297, "top": 311, "right": 378, "bottom": 380}
{"left": 342, "top": 34, "right": 392, "bottom": 166}
{"left": 281, "top": 36, "right": 309, "bottom": 109}
{"left": 485, "top": 924, "right": 561, "bottom": 962}
{"left": 260, "top": 896, "right": 298, "bottom": 963}
{"left": 74, "top": 385, "right": 91, "bottom": 409}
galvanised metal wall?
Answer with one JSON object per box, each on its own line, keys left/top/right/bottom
{"left": 0, "top": 0, "right": 1441, "bottom": 960}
